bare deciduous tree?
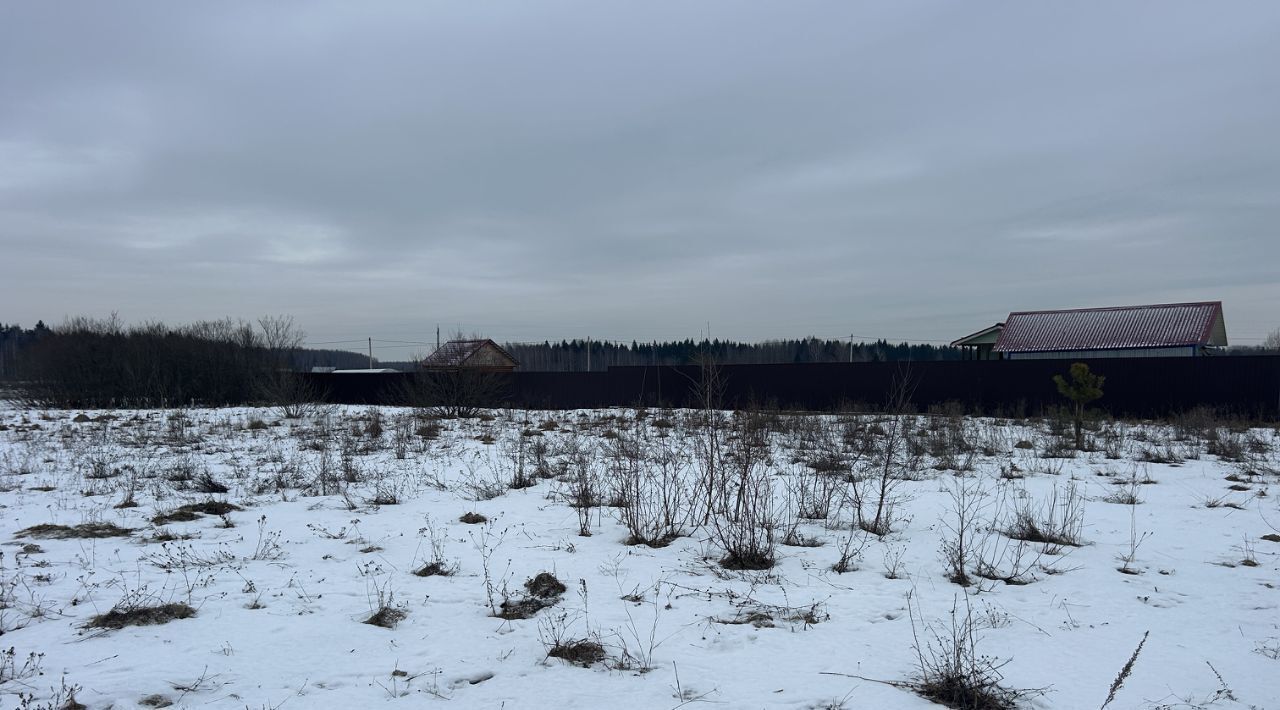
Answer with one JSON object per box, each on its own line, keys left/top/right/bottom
{"left": 256, "top": 315, "right": 322, "bottom": 418}
{"left": 1263, "top": 328, "right": 1280, "bottom": 351}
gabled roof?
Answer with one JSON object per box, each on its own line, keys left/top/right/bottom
{"left": 951, "top": 323, "right": 1004, "bottom": 347}
{"left": 332, "top": 368, "right": 401, "bottom": 374}
{"left": 421, "top": 339, "right": 519, "bottom": 369}
{"left": 993, "top": 301, "right": 1226, "bottom": 354}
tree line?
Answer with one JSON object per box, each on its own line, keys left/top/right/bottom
{"left": 3, "top": 315, "right": 319, "bottom": 408}
{"left": 2, "top": 322, "right": 376, "bottom": 379}
{"left": 0, "top": 321, "right": 51, "bottom": 380}
{"left": 501, "top": 337, "right": 963, "bottom": 372}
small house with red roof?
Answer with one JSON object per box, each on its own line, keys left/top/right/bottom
{"left": 421, "top": 339, "right": 519, "bottom": 372}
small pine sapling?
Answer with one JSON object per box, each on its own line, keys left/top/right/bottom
{"left": 1053, "top": 363, "right": 1105, "bottom": 451}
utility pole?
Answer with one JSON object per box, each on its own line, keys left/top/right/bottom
{"left": 436, "top": 325, "right": 440, "bottom": 351}
{"left": 368, "top": 337, "right": 373, "bottom": 369}
{"left": 586, "top": 337, "right": 591, "bottom": 372}
{"left": 849, "top": 334, "right": 854, "bottom": 363}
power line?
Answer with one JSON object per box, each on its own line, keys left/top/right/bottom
{"left": 305, "top": 339, "right": 367, "bottom": 346}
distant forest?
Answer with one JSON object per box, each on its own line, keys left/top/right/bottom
{"left": 5, "top": 320, "right": 1276, "bottom": 383}
{"left": 1, "top": 321, "right": 369, "bottom": 381}
{"left": 499, "top": 338, "right": 963, "bottom": 372}
{"left": 3, "top": 323, "right": 961, "bottom": 378}
{"left": 0, "top": 321, "right": 49, "bottom": 380}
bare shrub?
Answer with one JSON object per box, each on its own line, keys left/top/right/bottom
{"left": 1004, "top": 482, "right": 1085, "bottom": 548}
{"left": 1118, "top": 497, "right": 1151, "bottom": 575}
{"left": 1102, "top": 479, "right": 1143, "bottom": 506}
{"left": 689, "top": 354, "right": 727, "bottom": 525}
{"left": 617, "top": 430, "right": 691, "bottom": 547}
{"left": 1039, "top": 433, "right": 1078, "bottom": 460}
{"left": 257, "top": 316, "right": 323, "bottom": 419}
{"left": 143, "top": 539, "right": 237, "bottom": 573}
{"left": 710, "top": 418, "right": 778, "bottom": 570}
{"left": 787, "top": 459, "right": 846, "bottom": 522}
{"left": 415, "top": 420, "right": 443, "bottom": 440}
{"left": 922, "top": 415, "right": 978, "bottom": 472}
{"left": 849, "top": 378, "right": 921, "bottom": 537}
{"left": 939, "top": 476, "right": 993, "bottom": 587}
{"left": 882, "top": 543, "right": 908, "bottom": 579}
{"left": 494, "top": 423, "right": 537, "bottom": 491}
{"left": 400, "top": 371, "right": 508, "bottom": 419}
{"left": 1138, "top": 442, "right": 1184, "bottom": 465}
{"left": 0, "top": 648, "right": 44, "bottom": 689}
{"left": 192, "top": 471, "right": 228, "bottom": 493}
{"left": 558, "top": 430, "right": 600, "bottom": 537}
{"left": 537, "top": 604, "right": 609, "bottom": 668}
{"left": 797, "top": 416, "right": 868, "bottom": 479}
{"left": 831, "top": 529, "right": 870, "bottom": 574}
{"left": 974, "top": 534, "right": 1044, "bottom": 587}
{"left": 412, "top": 517, "right": 458, "bottom": 577}
{"left": 368, "top": 480, "right": 401, "bottom": 506}
{"left": 907, "top": 594, "right": 1042, "bottom": 709}
{"left": 1101, "top": 423, "right": 1127, "bottom": 460}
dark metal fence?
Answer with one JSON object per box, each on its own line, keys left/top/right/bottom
{"left": 304, "top": 355, "right": 1280, "bottom": 418}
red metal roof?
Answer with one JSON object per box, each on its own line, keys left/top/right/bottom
{"left": 421, "top": 339, "right": 518, "bottom": 368}
{"left": 993, "top": 302, "right": 1224, "bottom": 353}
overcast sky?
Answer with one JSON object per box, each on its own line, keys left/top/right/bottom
{"left": 2, "top": 2, "right": 1278, "bottom": 354}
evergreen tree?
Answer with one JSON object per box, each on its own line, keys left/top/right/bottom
{"left": 1053, "top": 362, "right": 1105, "bottom": 450}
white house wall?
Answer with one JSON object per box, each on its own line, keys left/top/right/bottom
{"left": 1006, "top": 346, "right": 1198, "bottom": 360}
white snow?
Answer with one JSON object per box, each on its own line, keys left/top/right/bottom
{"left": 0, "top": 403, "right": 1277, "bottom": 709}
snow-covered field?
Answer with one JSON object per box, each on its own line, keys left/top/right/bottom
{"left": 1, "top": 402, "right": 1277, "bottom": 710}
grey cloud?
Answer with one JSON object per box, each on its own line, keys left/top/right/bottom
{"left": 2, "top": 1, "right": 1279, "bottom": 344}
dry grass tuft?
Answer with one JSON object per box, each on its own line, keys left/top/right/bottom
{"left": 151, "top": 510, "right": 200, "bottom": 525}
{"left": 624, "top": 532, "right": 681, "bottom": 548}
{"left": 153, "top": 500, "right": 241, "bottom": 525}
{"left": 496, "top": 572, "right": 567, "bottom": 620}
{"left": 412, "top": 561, "right": 456, "bottom": 577}
{"left": 88, "top": 602, "right": 195, "bottom": 630}
{"left": 497, "top": 597, "right": 555, "bottom": 620}
{"left": 547, "top": 639, "right": 606, "bottom": 667}
{"left": 720, "top": 549, "right": 776, "bottom": 571}
{"left": 364, "top": 606, "right": 408, "bottom": 629}
{"left": 17, "top": 522, "right": 133, "bottom": 539}
{"left": 524, "top": 572, "right": 567, "bottom": 598}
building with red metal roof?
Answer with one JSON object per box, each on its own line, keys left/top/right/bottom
{"left": 421, "top": 339, "right": 519, "bottom": 372}
{"left": 954, "top": 302, "right": 1227, "bottom": 360}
